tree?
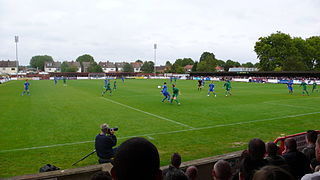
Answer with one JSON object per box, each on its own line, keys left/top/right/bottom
{"left": 254, "top": 31, "right": 309, "bottom": 71}
{"left": 141, "top": 61, "right": 154, "bottom": 73}
{"left": 30, "top": 55, "right": 53, "bottom": 71}
{"left": 61, "top": 61, "right": 78, "bottom": 72}
{"left": 76, "top": 54, "right": 95, "bottom": 72}
{"left": 197, "top": 52, "right": 217, "bottom": 72}
{"left": 241, "top": 62, "right": 254, "bottom": 68}
{"left": 216, "top": 60, "right": 225, "bottom": 67}
{"left": 87, "top": 62, "right": 103, "bottom": 72}
{"left": 135, "top": 60, "right": 143, "bottom": 63}
{"left": 123, "top": 63, "right": 134, "bottom": 72}
{"left": 306, "top": 36, "right": 320, "bottom": 70}
{"left": 223, "top": 60, "right": 240, "bottom": 71}
{"left": 191, "top": 61, "right": 198, "bottom": 72}
{"left": 165, "top": 61, "right": 172, "bottom": 67}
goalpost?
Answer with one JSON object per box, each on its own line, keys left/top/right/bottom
{"left": 88, "top": 73, "right": 106, "bottom": 79}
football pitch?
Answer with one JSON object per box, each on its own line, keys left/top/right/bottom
{"left": 0, "top": 79, "right": 319, "bottom": 177}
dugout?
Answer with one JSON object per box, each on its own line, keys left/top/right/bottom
{"left": 190, "top": 71, "right": 320, "bottom": 79}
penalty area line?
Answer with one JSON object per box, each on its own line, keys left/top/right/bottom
{"left": 1, "top": 111, "right": 320, "bottom": 153}
{"left": 100, "top": 97, "right": 194, "bottom": 129}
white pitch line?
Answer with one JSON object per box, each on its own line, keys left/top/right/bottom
{"left": 100, "top": 97, "right": 194, "bottom": 129}
{"left": 263, "top": 102, "right": 318, "bottom": 110}
{"left": 1, "top": 111, "right": 320, "bottom": 153}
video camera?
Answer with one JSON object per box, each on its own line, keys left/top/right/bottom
{"left": 107, "top": 127, "right": 119, "bottom": 134}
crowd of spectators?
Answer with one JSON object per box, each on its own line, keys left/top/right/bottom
{"left": 91, "top": 130, "right": 319, "bottom": 180}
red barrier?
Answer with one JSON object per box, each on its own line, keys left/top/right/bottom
{"left": 274, "top": 130, "right": 319, "bottom": 154}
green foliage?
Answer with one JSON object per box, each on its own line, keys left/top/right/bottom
{"left": 76, "top": 54, "right": 95, "bottom": 72}
{"left": 217, "top": 60, "right": 226, "bottom": 67}
{"left": 255, "top": 32, "right": 320, "bottom": 71}
{"left": 30, "top": 55, "right": 53, "bottom": 71}
{"left": 223, "top": 60, "right": 240, "bottom": 72}
{"left": 87, "top": 62, "right": 103, "bottom": 73}
{"left": 61, "top": 61, "right": 78, "bottom": 72}
{"left": 165, "top": 61, "right": 172, "bottom": 67}
{"left": 135, "top": 60, "right": 143, "bottom": 63}
{"left": 196, "top": 52, "right": 217, "bottom": 72}
{"left": 191, "top": 61, "right": 198, "bottom": 72}
{"left": 242, "top": 62, "right": 254, "bottom": 68}
{"left": 141, "top": 61, "right": 154, "bottom": 73}
{"left": 123, "top": 63, "right": 134, "bottom": 72}
{"left": 171, "top": 58, "right": 194, "bottom": 73}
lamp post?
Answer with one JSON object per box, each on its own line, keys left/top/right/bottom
{"left": 154, "top": 43, "right": 157, "bottom": 77}
{"left": 15, "top": 36, "right": 19, "bottom": 75}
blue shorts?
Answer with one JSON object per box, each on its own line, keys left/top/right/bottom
{"left": 163, "top": 92, "right": 170, "bottom": 96}
{"left": 209, "top": 89, "right": 214, "bottom": 92}
{"left": 288, "top": 87, "right": 293, "bottom": 91}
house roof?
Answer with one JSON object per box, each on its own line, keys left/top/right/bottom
{"left": 156, "top": 66, "right": 166, "bottom": 71}
{"left": 99, "top": 61, "right": 115, "bottom": 68}
{"left": 131, "top": 62, "right": 143, "bottom": 68}
{"left": 69, "top": 61, "right": 81, "bottom": 67}
{"left": 184, "top": 65, "right": 193, "bottom": 69}
{"left": 115, "top": 62, "right": 125, "bottom": 68}
{"left": 45, "top": 61, "right": 61, "bottom": 68}
{"left": 0, "top": 60, "right": 18, "bottom": 67}
{"left": 215, "top": 66, "right": 224, "bottom": 70}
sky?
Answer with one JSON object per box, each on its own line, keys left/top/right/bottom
{"left": 0, "top": 0, "right": 319, "bottom": 66}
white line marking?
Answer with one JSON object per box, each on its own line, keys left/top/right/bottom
{"left": 1, "top": 111, "right": 320, "bottom": 153}
{"left": 263, "top": 102, "right": 318, "bottom": 110}
{"left": 100, "top": 97, "right": 194, "bottom": 129}
{"left": 147, "top": 136, "right": 155, "bottom": 140}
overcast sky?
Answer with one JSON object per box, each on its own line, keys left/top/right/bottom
{"left": 0, "top": 0, "right": 319, "bottom": 66}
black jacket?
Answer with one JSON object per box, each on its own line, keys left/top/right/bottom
{"left": 95, "top": 134, "right": 117, "bottom": 159}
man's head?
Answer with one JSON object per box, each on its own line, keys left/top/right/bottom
{"left": 306, "top": 130, "right": 318, "bottom": 144}
{"left": 171, "top": 153, "right": 181, "bottom": 168}
{"left": 248, "top": 138, "right": 266, "bottom": 159}
{"left": 266, "top": 142, "right": 279, "bottom": 156}
{"left": 164, "top": 82, "right": 167, "bottom": 85}
{"left": 316, "top": 135, "right": 320, "bottom": 161}
{"left": 111, "top": 137, "right": 162, "bottom": 180}
{"left": 252, "top": 165, "right": 294, "bottom": 180}
{"left": 185, "top": 166, "right": 198, "bottom": 180}
{"left": 100, "top": 124, "right": 109, "bottom": 134}
{"left": 172, "top": 84, "right": 176, "bottom": 87}
{"left": 284, "top": 138, "right": 297, "bottom": 152}
{"left": 212, "top": 160, "right": 232, "bottom": 180}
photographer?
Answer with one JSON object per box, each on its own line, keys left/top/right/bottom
{"left": 95, "top": 124, "right": 118, "bottom": 163}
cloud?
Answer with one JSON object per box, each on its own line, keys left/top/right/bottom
{"left": 0, "top": 0, "right": 319, "bottom": 65}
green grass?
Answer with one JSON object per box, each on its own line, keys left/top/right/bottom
{"left": 0, "top": 79, "right": 319, "bottom": 177}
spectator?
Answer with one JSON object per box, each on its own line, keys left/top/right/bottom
{"left": 110, "top": 137, "right": 162, "bottom": 180}
{"left": 282, "top": 138, "right": 311, "bottom": 179}
{"left": 302, "top": 135, "right": 320, "bottom": 179}
{"left": 239, "top": 138, "right": 268, "bottom": 180}
{"left": 185, "top": 166, "right": 198, "bottom": 180}
{"left": 212, "top": 160, "right": 232, "bottom": 180}
{"left": 302, "top": 130, "right": 318, "bottom": 161}
{"left": 164, "top": 167, "right": 188, "bottom": 180}
{"left": 163, "top": 153, "right": 183, "bottom": 177}
{"left": 91, "top": 171, "right": 112, "bottom": 180}
{"left": 253, "top": 165, "right": 294, "bottom": 180}
{"left": 264, "top": 142, "right": 287, "bottom": 169}
{"left": 95, "top": 124, "right": 118, "bottom": 164}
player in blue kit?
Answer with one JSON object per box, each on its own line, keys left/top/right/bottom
{"left": 54, "top": 76, "right": 58, "bottom": 85}
{"left": 161, "top": 82, "right": 171, "bottom": 102}
{"left": 207, "top": 81, "right": 216, "bottom": 97}
{"left": 287, "top": 80, "right": 294, "bottom": 94}
{"left": 22, "top": 79, "right": 30, "bottom": 96}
